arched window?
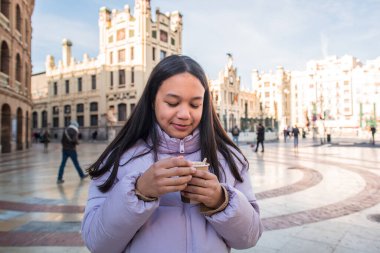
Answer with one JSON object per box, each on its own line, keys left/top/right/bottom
{"left": 16, "top": 4, "right": 21, "bottom": 32}
{"left": 24, "top": 62, "right": 28, "bottom": 91}
{"left": 24, "top": 19, "right": 29, "bottom": 43}
{"left": 15, "top": 53, "right": 22, "bottom": 82}
{"left": 118, "top": 103, "right": 127, "bottom": 121}
{"left": 0, "top": 41, "right": 10, "bottom": 76}
{"left": 41, "top": 110, "right": 47, "bottom": 128}
{"left": 32, "top": 111, "right": 38, "bottom": 128}
{"left": 0, "top": 0, "right": 10, "bottom": 18}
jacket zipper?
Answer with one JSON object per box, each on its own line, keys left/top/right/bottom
{"left": 180, "top": 140, "right": 185, "bottom": 153}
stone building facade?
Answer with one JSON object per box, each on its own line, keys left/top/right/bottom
{"left": 252, "top": 55, "right": 380, "bottom": 136}
{"left": 31, "top": 0, "right": 182, "bottom": 140}
{"left": 0, "top": 0, "right": 34, "bottom": 153}
{"left": 210, "top": 54, "right": 259, "bottom": 131}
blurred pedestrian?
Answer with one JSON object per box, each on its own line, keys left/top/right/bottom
{"left": 92, "top": 130, "right": 98, "bottom": 142}
{"left": 370, "top": 126, "right": 376, "bottom": 145}
{"left": 292, "top": 125, "right": 300, "bottom": 150}
{"left": 283, "top": 127, "right": 288, "bottom": 142}
{"left": 231, "top": 125, "right": 240, "bottom": 145}
{"left": 41, "top": 129, "right": 50, "bottom": 153}
{"left": 255, "top": 123, "right": 265, "bottom": 152}
{"left": 57, "top": 120, "right": 87, "bottom": 184}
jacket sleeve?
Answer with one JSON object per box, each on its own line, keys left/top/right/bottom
{"left": 81, "top": 172, "right": 159, "bottom": 253}
{"left": 205, "top": 164, "right": 263, "bottom": 249}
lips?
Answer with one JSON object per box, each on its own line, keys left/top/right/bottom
{"left": 172, "top": 123, "right": 191, "bottom": 131}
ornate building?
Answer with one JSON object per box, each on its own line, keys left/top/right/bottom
{"left": 253, "top": 55, "right": 380, "bottom": 136}
{"left": 210, "top": 54, "right": 259, "bottom": 131}
{"left": 0, "top": 0, "right": 34, "bottom": 153}
{"left": 32, "top": 0, "right": 182, "bottom": 140}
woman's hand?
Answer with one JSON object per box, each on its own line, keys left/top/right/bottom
{"left": 181, "top": 170, "right": 224, "bottom": 209}
{"left": 136, "top": 156, "right": 196, "bottom": 198}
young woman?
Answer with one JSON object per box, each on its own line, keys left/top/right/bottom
{"left": 81, "top": 55, "right": 263, "bottom": 253}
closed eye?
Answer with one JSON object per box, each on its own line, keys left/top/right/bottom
{"left": 166, "top": 102, "right": 179, "bottom": 107}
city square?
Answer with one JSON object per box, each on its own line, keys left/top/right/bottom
{"left": 1, "top": 0, "right": 380, "bottom": 252}
{"left": 0, "top": 138, "right": 379, "bottom": 252}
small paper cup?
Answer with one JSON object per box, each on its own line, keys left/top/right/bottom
{"left": 181, "top": 162, "right": 210, "bottom": 204}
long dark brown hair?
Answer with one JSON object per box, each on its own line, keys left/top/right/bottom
{"left": 88, "top": 55, "right": 247, "bottom": 192}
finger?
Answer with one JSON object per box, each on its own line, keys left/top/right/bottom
{"left": 162, "top": 175, "right": 192, "bottom": 186}
{"left": 156, "top": 156, "right": 192, "bottom": 169}
{"left": 183, "top": 185, "right": 209, "bottom": 196}
{"left": 162, "top": 184, "right": 189, "bottom": 193}
{"left": 188, "top": 177, "right": 208, "bottom": 188}
{"left": 192, "top": 170, "right": 216, "bottom": 180}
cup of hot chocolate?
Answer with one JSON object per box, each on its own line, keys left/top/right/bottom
{"left": 181, "top": 160, "right": 210, "bottom": 204}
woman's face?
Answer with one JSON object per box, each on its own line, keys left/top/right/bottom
{"left": 154, "top": 72, "right": 205, "bottom": 139}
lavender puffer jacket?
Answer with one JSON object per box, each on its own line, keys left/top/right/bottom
{"left": 81, "top": 128, "right": 263, "bottom": 253}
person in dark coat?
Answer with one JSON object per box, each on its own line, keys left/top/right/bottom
{"left": 255, "top": 123, "right": 265, "bottom": 152}
{"left": 57, "top": 121, "right": 87, "bottom": 184}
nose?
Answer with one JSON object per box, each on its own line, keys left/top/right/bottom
{"left": 177, "top": 105, "right": 191, "bottom": 120}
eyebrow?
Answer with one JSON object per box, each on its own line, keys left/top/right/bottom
{"left": 165, "top": 94, "right": 203, "bottom": 100}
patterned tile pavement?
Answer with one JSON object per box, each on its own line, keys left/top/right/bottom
{"left": 0, "top": 138, "right": 379, "bottom": 252}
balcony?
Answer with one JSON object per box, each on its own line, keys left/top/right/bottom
{"left": 0, "top": 13, "right": 10, "bottom": 31}
{"left": 0, "top": 72, "right": 9, "bottom": 87}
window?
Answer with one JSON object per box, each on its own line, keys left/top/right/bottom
{"left": 131, "top": 67, "right": 134, "bottom": 83}
{"left": 64, "top": 116, "right": 71, "bottom": 126}
{"left": 171, "top": 37, "right": 175, "bottom": 46}
{"left": 118, "top": 103, "right": 127, "bottom": 121}
{"left": 90, "top": 115, "right": 98, "bottom": 126}
{"left": 118, "top": 49, "right": 125, "bottom": 62}
{"left": 116, "top": 29, "right": 125, "bottom": 41}
{"left": 52, "top": 106, "right": 59, "bottom": 115}
{"left": 108, "top": 35, "right": 113, "bottom": 43}
{"left": 53, "top": 82, "right": 57, "bottom": 95}
{"left": 16, "top": 4, "right": 21, "bottom": 32}
{"left": 152, "top": 30, "right": 157, "bottom": 39}
{"left": 129, "top": 29, "right": 134, "bottom": 37}
{"left": 65, "top": 80, "right": 70, "bottom": 94}
{"left": 15, "top": 54, "right": 21, "bottom": 81}
{"left": 32, "top": 111, "right": 38, "bottom": 128}
{"left": 119, "top": 69, "right": 125, "bottom": 85}
{"left": 91, "top": 75, "right": 96, "bottom": 90}
{"left": 77, "top": 115, "right": 84, "bottom": 127}
{"left": 160, "top": 50, "right": 166, "bottom": 60}
{"left": 64, "top": 105, "right": 71, "bottom": 114}
{"left": 76, "top": 103, "right": 84, "bottom": 113}
{"left": 78, "top": 77, "right": 82, "bottom": 92}
{"left": 130, "top": 47, "right": 134, "bottom": 61}
{"left": 41, "top": 111, "right": 47, "bottom": 128}
{"left": 53, "top": 117, "right": 59, "bottom": 128}
{"left": 90, "top": 102, "right": 98, "bottom": 112}
{"left": 160, "top": 30, "right": 168, "bottom": 42}
{"left": 152, "top": 47, "right": 156, "bottom": 61}
{"left": 110, "top": 71, "right": 114, "bottom": 87}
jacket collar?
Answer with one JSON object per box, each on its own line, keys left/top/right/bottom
{"left": 153, "top": 124, "right": 201, "bottom": 154}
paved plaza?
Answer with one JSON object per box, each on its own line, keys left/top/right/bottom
{"left": 0, "top": 138, "right": 379, "bottom": 253}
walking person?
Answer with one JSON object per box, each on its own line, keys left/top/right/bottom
{"left": 41, "top": 129, "right": 50, "bottom": 153}
{"left": 370, "top": 126, "right": 376, "bottom": 145}
{"left": 231, "top": 125, "right": 240, "bottom": 146}
{"left": 255, "top": 123, "right": 265, "bottom": 152}
{"left": 292, "top": 125, "right": 300, "bottom": 151}
{"left": 283, "top": 127, "right": 288, "bottom": 142}
{"left": 57, "top": 121, "right": 87, "bottom": 184}
{"left": 81, "top": 55, "right": 263, "bottom": 253}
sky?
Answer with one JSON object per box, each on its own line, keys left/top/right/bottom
{"left": 32, "top": 0, "right": 380, "bottom": 89}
